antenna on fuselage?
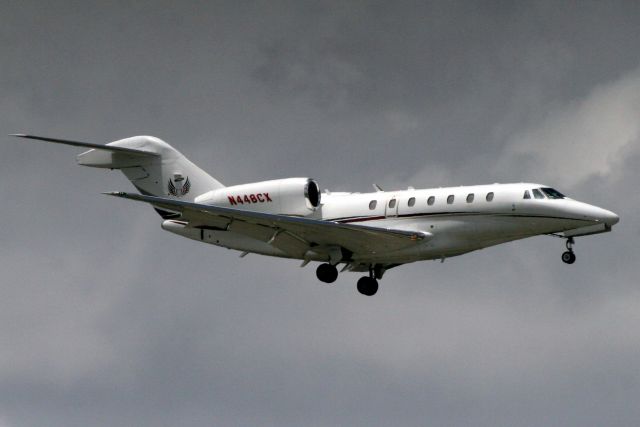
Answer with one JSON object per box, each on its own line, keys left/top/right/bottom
{"left": 373, "top": 183, "right": 383, "bottom": 192}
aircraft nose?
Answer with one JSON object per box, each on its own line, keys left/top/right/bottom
{"left": 591, "top": 206, "right": 619, "bottom": 226}
{"left": 602, "top": 209, "right": 620, "bottom": 226}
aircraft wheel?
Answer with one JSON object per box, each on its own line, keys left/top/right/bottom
{"left": 357, "top": 276, "right": 378, "bottom": 296}
{"left": 561, "top": 251, "right": 576, "bottom": 264}
{"left": 316, "top": 263, "right": 338, "bottom": 283}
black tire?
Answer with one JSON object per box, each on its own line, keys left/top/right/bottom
{"left": 357, "top": 276, "right": 378, "bottom": 296}
{"left": 316, "top": 263, "right": 338, "bottom": 283}
{"left": 561, "top": 251, "right": 576, "bottom": 264}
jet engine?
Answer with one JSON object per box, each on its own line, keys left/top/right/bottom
{"left": 195, "top": 178, "right": 321, "bottom": 216}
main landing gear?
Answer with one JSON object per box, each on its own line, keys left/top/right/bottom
{"left": 357, "top": 265, "right": 382, "bottom": 296}
{"left": 316, "top": 263, "right": 338, "bottom": 283}
{"left": 315, "top": 263, "right": 382, "bottom": 296}
{"left": 357, "top": 275, "right": 378, "bottom": 296}
{"left": 561, "top": 237, "right": 576, "bottom": 264}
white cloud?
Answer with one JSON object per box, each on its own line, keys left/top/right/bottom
{"left": 497, "top": 67, "right": 640, "bottom": 188}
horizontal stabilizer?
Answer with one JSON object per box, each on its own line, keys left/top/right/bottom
{"left": 9, "top": 134, "right": 160, "bottom": 157}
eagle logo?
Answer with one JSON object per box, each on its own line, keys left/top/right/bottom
{"left": 168, "top": 176, "right": 191, "bottom": 197}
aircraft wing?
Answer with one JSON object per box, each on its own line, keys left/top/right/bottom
{"left": 105, "top": 192, "right": 430, "bottom": 258}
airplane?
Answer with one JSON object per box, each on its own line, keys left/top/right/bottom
{"left": 10, "top": 134, "right": 620, "bottom": 296}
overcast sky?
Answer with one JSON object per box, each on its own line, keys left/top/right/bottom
{"left": 1, "top": 1, "right": 639, "bottom": 426}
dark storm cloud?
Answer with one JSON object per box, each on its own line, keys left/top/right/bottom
{"left": 1, "top": 1, "right": 640, "bottom": 426}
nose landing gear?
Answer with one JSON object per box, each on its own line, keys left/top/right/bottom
{"left": 562, "top": 237, "right": 576, "bottom": 264}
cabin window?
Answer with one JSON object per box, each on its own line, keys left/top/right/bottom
{"left": 408, "top": 197, "right": 416, "bottom": 207}
{"left": 427, "top": 196, "right": 435, "bottom": 206}
{"left": 388, "top": 199, "right": 396, "bottom": 209}
{"left": 523, "top": 190, "right": 531, "bottom": 199}
{"left": 369, "top": 200, "right": 377, "bottom": 210}
{"left": 447, "top": 195, "right": 454, "bottom": 204}
{"left": 486, "top": 192, "right": 494, "bottom": 202}
{"left": 532, "top": 188, "right": 545, "bottom": 199}
{"left": 466, "top": 193, "right": 474, "bottom": 203}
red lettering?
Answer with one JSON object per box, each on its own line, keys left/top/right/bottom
{"left": 230, "top": 193, "right": 272, "bottom": 204}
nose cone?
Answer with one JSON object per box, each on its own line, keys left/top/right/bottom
{"left": 570, "top": 201, "right": 620, "bottom": 226}
{"left": 601, "top": 209, "right": 620, "bottom": 226}
{"left": 587, "top": 204, "right": 619, "bottom": 226}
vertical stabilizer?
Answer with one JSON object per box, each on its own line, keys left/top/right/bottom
{"left": 77, "top": 136, "right": 224, "bottom": 203}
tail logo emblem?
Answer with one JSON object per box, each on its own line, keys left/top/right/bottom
{"left": 168, "top": 176, "right": 191, "bottom": 197}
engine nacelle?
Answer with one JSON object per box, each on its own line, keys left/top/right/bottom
{"left": 195, "top": 178, "right": 321, "bottom": 216}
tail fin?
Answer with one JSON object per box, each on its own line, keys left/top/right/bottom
{"left": 76, "top": 136, "right": 224, "bottom": 202}
{"left": 11, "top": 134, "right": 224, "bottom": 207}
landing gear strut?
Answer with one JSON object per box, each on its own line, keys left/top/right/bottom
{"left": 561, "top": 237, "right": 576, "bottom": 264}
{"left": 316, "top": 263, "right": 338, "bottom": 283}
{"left": 357, "top": 265, "right": 380, "bottom": 296}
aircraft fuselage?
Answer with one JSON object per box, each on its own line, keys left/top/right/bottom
{"left": 166, "top": 182, "right": 619, "bottom": 266}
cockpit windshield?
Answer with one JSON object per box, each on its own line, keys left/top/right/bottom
{"left": 540, "top": 188, "right": 565, "bottom": 199}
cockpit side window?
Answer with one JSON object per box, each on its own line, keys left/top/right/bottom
{"left": 541, "top": 188, "right": 565, "bottom": 199}
{"left": 523, "top": 190, "right": 531, "bottom": 199}
{"left": 532, "top": 188, "right": 545, "bottom": 199}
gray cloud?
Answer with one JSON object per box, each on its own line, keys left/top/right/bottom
{"left": 1, "top": 1, "right": 640, "bottom": 426}
{"left": 496, "top": 67, "right": 640, "bottom": 188}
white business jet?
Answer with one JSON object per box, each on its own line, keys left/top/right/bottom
{"left": 11, "top": 134, "right": 619, "bottom": 296}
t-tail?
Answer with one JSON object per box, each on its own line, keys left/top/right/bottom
{"left": 10, "top": 134, "right": 224, "bottom": 218}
